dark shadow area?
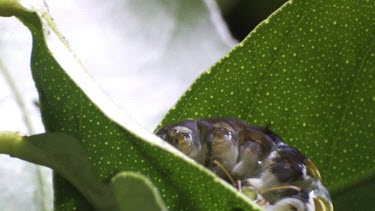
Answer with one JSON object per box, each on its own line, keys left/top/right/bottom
{"left": 217, "top": 0, "right": 288, "bottom": 41}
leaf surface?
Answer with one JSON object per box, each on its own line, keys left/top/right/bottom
{"left": 111, "top": 172, "right": 167, "bottom": 211}
{"left": 160, "top": 0, "right": 375, "bottom": 208}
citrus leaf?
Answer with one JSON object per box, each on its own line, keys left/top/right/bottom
{"left": 0, "top": 1, "right": 259, "bottom": 210}
{"left": 160, "top": 0, "right": 375, "bottom": 209}
{"left": 110, "top": 172, "right": 167, "bottom": 211}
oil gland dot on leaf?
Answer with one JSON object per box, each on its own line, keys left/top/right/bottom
{"left": 156, "top": 118, "right": 333, "bottom": 211}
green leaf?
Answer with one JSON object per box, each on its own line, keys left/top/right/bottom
{"left": 160, "top": 0, "right": 375, "bottom": 209}
{"left": 0, "top": 1, "right": 258, "bottom": 210}
{"left": 111, "top": 172, "right": 167, "bottom": 211}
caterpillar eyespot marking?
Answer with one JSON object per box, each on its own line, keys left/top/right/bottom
{"left": 156, "top": 117, "right": 333, "bottom": 211}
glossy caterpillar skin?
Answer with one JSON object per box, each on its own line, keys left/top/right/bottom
{"left": 156, "top": 118, "right": 333, "bottom": 211}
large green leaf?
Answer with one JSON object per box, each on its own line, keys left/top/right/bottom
{"left": 161, "top": 0, "right": 375, "bottom": 209}
{"left": 0, "top": 0, "right": 258, "bottom": 210}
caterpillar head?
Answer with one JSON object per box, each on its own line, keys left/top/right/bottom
{"left": 156, "top": 120, "right": 205, "bottom": 164}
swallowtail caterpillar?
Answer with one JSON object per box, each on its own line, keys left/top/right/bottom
{"left": 156, "top": 118, "right": 333, "bottom": 211}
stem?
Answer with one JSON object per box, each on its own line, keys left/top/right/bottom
{"left": 0, "top": 131, "right": 23, "bottom": 154}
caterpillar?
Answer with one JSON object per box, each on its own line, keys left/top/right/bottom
{"left": 156, "top": 118, "right": 333, "bottom": 211}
